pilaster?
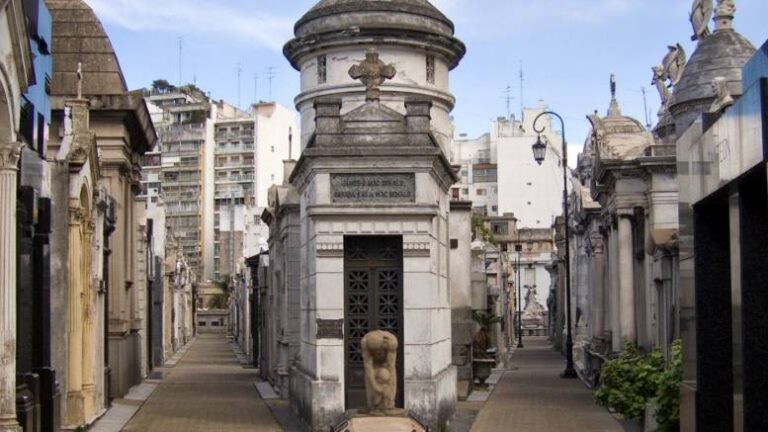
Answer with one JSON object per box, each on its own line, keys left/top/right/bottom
{"left": 81, "top": 220, "right": 96, "bottom": 419}
{"left": 0, "top": 141, "right": 23, "bottom": 431}
{"left": 65, "top": 206, "right": 84, "bottom": 427}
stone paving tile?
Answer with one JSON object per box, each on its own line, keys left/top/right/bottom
{"left": 470, "top": 337, "right": 625, "bottom": 432}
{"left": 122, "top": 334, "right": 282, "bottom": 432}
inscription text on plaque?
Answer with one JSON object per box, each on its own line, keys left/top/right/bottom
{"left": 331, "top": 173, "right": 415, "bottom": 203}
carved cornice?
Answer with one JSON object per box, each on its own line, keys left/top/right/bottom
{"left": 316, "top": 243, "right": 344, "bottom": 257}
{"left": 403, "top": 242, "right": 431, "bottom": 257}
{"left": 0, "top": 141, "right": 24, "bottom": 169}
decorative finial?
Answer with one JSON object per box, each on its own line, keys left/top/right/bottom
{"left": 690, "top": 0, "right": 713, "bottom": 41}
{"left": 608, "top": 74, "right": 621, "bottom": 117}
{"left": 348, "top": 48, "right": 397, "bottom": 102}
{"left": 76, "top": 62, "right": 83, "bottom": 99}
{"left": 714, "top": 0, "right": 735, "bottom": 31}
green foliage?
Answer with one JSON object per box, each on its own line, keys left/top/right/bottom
{"left": 151, "top": 78, "right": 173, "bottom": 92}
{"left": 209, "top": 293, "right": 229, "bottom": 310}
{"left": 471, "top": 310, "right": 501, "bottom": 360}
{"left": 471, "top": 215, "right": 498, "bottom": 246}
{"left": 213, "top": 274, "right": 230, "bottom": 291}
{"left": 654, "top": 340, "right": 682, "bottom": 431}
{"left": 594, "top": 340, "right": 682, "bottom": 430}
{"left": 472, "top": 310, "right": 502, "bottom": 330}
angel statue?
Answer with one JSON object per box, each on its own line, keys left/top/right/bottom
{"left": 662, "top": 44, "right": 687, "bottom": 86}
{"left": 690, "top": 0, "right": 713, "bottom": 41}
{"left": 652, "top": 65, "right": 671, "bottom": 113}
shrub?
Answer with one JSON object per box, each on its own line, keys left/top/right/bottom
{"left": 654, "top": 340, "right": 682, "bottom": 431}
{"left": 594, "top": 340, "right": 682, "bottom": 430}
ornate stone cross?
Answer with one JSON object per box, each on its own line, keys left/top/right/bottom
{"left": 349, "top": 49, "right": 397, "bottom": 102}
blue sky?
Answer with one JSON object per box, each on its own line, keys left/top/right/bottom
{"left": 88, "top": 0, "right": 767, "bottom": 157}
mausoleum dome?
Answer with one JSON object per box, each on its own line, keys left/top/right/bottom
{"left": 588, "top": 95, "right": 653, "bottom": 162}
{"left": 47, "top": 0, "right": 128, "bottom": 97}
{"left": 669, "top": 16, "right": 755, "bottom": 131}
{"left": 295, "top": 0, "right": 455, "bottom": 38}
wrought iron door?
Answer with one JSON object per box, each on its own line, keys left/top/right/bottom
{"left": 344, "top": 236, "right": 404, "bottom": 410}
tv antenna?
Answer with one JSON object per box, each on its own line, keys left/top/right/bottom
{"left": 237, "top": 62, "right": 243, "bottom": 109}
{"left": 504, "top": 85, "right": 514, "bottom": 118}
{"left": 177, "top": 37, "right": 183, "bottom": 86}
{"left": 254, "top": 72, "right": 259, "bottom": 103}
{"left": 265, "top": 66, "right": 276, "bottom": 101}
{"left": 519, "top": 61, "right": 525, "bottom": 117}
{"left": 641, "top": 86, "right": 651, "bottom": 129}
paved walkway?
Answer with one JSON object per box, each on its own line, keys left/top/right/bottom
{"left": 470, "top": 337, "right": 624, "bottom": 432}
{"left": 122, "top": 334, "right": 281, "bottom": 432}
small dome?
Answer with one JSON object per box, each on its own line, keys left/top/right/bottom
{"left": 669, "top": 28, "right": 755, "bottom": 127}
{"left": 588, "top": 96, "right": 653, "bottom": 162}
{"left": 295, "top": 0, "right": 455, "bottom": 38}
{"left": 47, "top": 0, "right": 128, "bottom": 96}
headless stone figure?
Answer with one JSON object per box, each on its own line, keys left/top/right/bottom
{"left": 361, "top": 330, "right": 398, "bottom": 415}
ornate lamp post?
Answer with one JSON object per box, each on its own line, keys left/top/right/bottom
{"left": 515, "top": 242, "right": 523, "bottom": 349}
{"left": 531, "top": 111, "right": 577, "bottom": 379}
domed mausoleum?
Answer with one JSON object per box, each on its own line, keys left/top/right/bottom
{"left": 284, "top": 0, "right": 465, "bottom": 153}
{"left": 270, "top": 1, "right": 466, "bottom": 431}
{"left": 668, "top": 2, "right": 755, "bottom": 133}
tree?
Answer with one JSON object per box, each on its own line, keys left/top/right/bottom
{"left": 151, "top": 79, "right": 173, "bottom": 92}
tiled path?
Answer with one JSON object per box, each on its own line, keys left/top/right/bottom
{"left": 122, "top": 334, "right": 281, "bottom": 432}
{"left": 470, "top": 337, "right": 625, "bottom": 432}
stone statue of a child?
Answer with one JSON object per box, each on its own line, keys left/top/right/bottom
{"left": 361, "top": 330, "right": 398, "bottom": 415}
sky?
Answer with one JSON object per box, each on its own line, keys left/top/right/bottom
{"left": 87, "top": 0, "right": 768, "bottom": 161}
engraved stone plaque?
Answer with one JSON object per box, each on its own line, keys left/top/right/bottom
{"left": 331, "top": 173, "right": 415, "bottom": 203}
{"left": 317, "top": 319, "right": 344, "bottom": 339}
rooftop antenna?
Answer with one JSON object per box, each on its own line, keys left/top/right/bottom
{"left": 237, "top": 62, "right": 242, "bottom": 109}
{"left": 177, "top": 37, "right": 183, "bottom": 86}
{"left": 519, "top": 61, "right": 525, "bottom": 117}
{"left": 504, "top": 85, "right": 514, "bottom": 118}
{"left": 254, "top": 72, "right": 259, "bottom": 103}
{"left": 641, "top": 86, "right": 651, "bottom": 129}
{"left": 266, "top": 66, "right": 276, "bottom": 101}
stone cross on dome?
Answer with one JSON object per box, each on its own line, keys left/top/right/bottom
{"left": 348, "top": 49, "right": 397, "bottom": 102}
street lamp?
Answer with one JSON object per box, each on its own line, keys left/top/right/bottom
{"left": 531, "top": 111, "right": 577, "bottom": 379}
{"left": 515, "top": 243, "right": 523, "bottom": 349}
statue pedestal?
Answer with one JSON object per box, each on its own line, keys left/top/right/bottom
{"left": 333, "top": 410, "right": 427, "bottom": 432}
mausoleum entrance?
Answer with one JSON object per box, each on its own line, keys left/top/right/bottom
{"left": 344, "top": 235, "right": 404, "bottom": 410}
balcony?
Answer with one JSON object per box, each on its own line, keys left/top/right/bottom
{"left": 215, "top": 175, "right": 254, "bottom": 183}
{"left": 215, "top": 145, "right": 255, "bottom": 155}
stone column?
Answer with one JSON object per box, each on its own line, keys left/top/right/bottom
{"left": 81, "top": 220, "right": 95, "bottom": 419}
{"left": 589, "top": 232, "right": 605, "bottom": 340}
{"left": 66, "top": 207, "right": 84, "bottom": 426}
{"left": 0, "top": 141, "right": 23, "bottom": 432}
{"left": 618, "top": 213, "right": 636, "bottom": 345}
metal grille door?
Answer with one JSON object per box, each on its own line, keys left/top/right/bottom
{"left": 344, "top": 236, "right": 404, "bottom": 410}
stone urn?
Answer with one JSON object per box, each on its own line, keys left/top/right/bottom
{"left": 473, "top": 358, "right": 496, "bottom": 387}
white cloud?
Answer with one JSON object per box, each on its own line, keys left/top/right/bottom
{"left": 86, "top": 0, "right": 294, "bottom": 52}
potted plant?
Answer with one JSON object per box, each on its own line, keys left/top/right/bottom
{"left": 472, "top": 310, "right": 501, "bottom": 387}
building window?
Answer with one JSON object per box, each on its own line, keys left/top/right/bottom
{"left": 271, "top": 145, "right": 275, "bottom": 153}
{"left": 473, "top": 165, "right": 497, "bottom": 183}
{"left": 476, "top": 189, "right": 487, "bottom": 196}
{"left": 318, "top": 55, "right": 327, "bottom": 84}
{"left": 426, "top": 54, "right": 435, "bottom": 84}
{"left": 462, "top": 188, "right": 469, "bottom": 195}
{"left": 491, "top": 222, "right": 508, "bottom": 235}
{"left": 492, "top": 205, "right": 498, "bottom": 212}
